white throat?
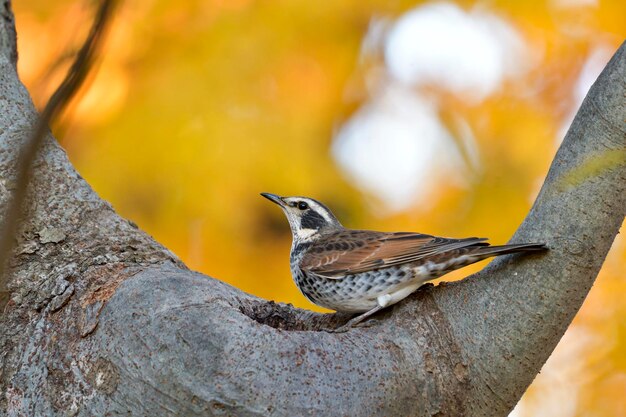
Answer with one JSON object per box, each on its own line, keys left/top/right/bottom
{"left": 294, "top": 228, "right": 318, "bottom": 241}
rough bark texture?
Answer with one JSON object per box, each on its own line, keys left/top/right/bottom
{"left": 1, "top": 3, "right": 625, "bottom": 416}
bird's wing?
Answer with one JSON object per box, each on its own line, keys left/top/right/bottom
{"left": 300, "top": 230, "right": 488, "bottom": 279}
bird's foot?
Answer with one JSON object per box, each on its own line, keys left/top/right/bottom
{"left": 326, "top": 318, "right": 381, "bottom": 333}
{"left": 356, "top": 318, "right": 381, "bottom": 328}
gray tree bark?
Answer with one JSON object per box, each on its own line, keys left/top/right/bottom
{"left": 1, "top": 3, "right": 625, "bottom": 416}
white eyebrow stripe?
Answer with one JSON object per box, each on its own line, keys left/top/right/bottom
{"left": 310, "top": 200, "right": 333, "bottom": 223}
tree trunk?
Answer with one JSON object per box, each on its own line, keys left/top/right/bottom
{"left": 1, "top": 3, "right": 624, "bottom": 416}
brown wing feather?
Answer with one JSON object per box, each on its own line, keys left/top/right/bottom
{"left": 300, "top": 230, "right": 488, "bottom": 279}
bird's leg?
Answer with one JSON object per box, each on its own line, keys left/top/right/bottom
{"left": 331, "top": 294, "right": 392, "bottom": 333}
{"left": 338, "top": 306, "right": 383, "bottom": 330}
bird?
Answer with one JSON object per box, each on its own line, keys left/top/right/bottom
{"left": 261, "top": 193, "right": 546, "bottom": 331}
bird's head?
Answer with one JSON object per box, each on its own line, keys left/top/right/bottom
{"left": 261, "top": 193, "right": 343, "bottom": 242}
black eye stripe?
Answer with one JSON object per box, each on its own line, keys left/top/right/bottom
{"left": 300, "top": 209, "right": 326, "bottom": 229}
{"left": 298, "top": 201, "right": 309, "bottom": 210}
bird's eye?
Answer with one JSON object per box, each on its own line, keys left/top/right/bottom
{"left": 297, "top": 201, "right": 309, "bottom": 210}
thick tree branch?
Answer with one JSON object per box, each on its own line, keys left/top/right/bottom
{"left": 0, "top": 2, "right": 624, "bottom": 414}
{"left": 0, "top": 0, "right": 117, "bottom": 309}
{"left": 438, "top": 43, "right": 626, "bottom": 415}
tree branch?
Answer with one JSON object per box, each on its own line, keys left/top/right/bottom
{"left": 0, "top": 1, "right": 623, "bottom": 414}
{"left": 0, "top": 0, "right": 117, "bottom": 310}
{"left": 438, "top": 42, "right": 626, "bottom": 414}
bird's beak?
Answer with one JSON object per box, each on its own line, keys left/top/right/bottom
{"left": 260, "top": 192, "right": 286, "bottom": 207}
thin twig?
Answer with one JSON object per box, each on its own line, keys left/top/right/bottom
{"left": 0, "top": 0, "right": 118, "bottom": 310}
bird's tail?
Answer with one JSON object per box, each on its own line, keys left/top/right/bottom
{"left": 408, "top": 241, "right": 546, "bottom": 284}
{"left": 470, "top": 242, "right": 547, "bottom": 259}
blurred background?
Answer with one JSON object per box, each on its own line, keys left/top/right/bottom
{"left": 13, "top": 0, "right": 625, "bottom": 415}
